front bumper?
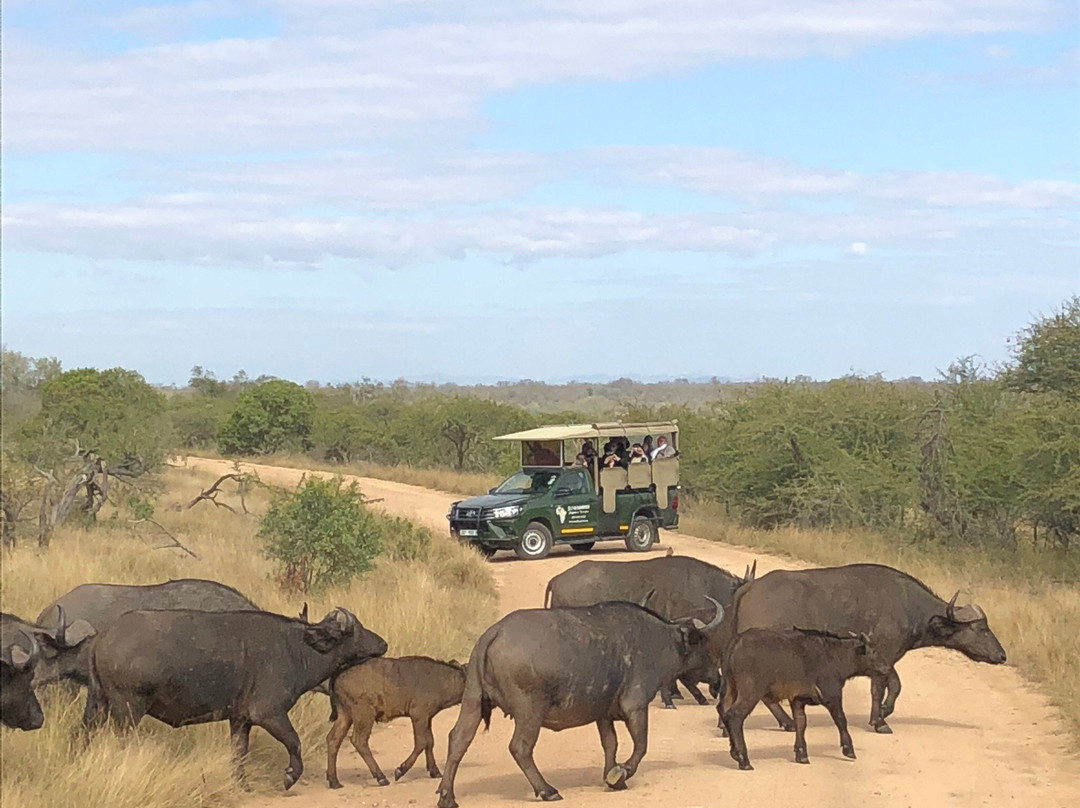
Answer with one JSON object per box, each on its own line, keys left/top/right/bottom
{"left": 447, "top": 509, "right": 520, "bottom": 546}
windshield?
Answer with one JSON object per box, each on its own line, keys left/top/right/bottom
{"left": 493, "top": 470, "right": 559, "bottom": 495}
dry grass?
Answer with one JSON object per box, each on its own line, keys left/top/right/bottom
{"left": 681, "top": 501, "right": 1080, "bottom": 742}
{"left": 0, "top": 466, "right": 498, "bottom": 808}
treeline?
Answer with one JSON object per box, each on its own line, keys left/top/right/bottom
{"left": 3, "top": 296, "right": 1077, "bottom": 553}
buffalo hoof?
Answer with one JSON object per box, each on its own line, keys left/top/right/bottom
{"left": 376, "top": 775, "right": 390, "bottom": 787}
{"left": 842, "top": 747, "right": 857, "bottom": 760}
{"left": 284, "top": 769, "right": 298, "bottom": 790}
{"left": 605, "top": 765, "right": 628, "bottom": 790}
{"left": 872, "top": 722, "right": 893, "bottom": 735}
{"left": 662, "top": 703, "right": 676, "bottom": 710}
{"left": 327, "top": 778, "right": 343, "bottom": 790}
{"left": 394, "top": 767, "right": 406, "bottom": 781}
{"left": 738, "top": 760, "right": 754, "bottom": 771}
{"left": 437, "top": 794, "right": 458, "bottom": 808}
{"left": 794, "top": 752, "right": 810, "bottom": 765}
{"left": 779, "top": 723, "right": 796, "bottom": 733}
{"left": 428, "top": 769, "right": 442, "bottom": 779}
{"left": 538, "top": 788, "right": 562, "bottom": 801}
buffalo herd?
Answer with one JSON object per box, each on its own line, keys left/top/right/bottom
{"left": 2, "top": 554, "right": 1006, "bottom": 806}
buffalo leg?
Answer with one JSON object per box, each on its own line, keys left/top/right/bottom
{"left": 762, "top": 695, "right": 796, "bottom": 732}
{"left": 231, "top": 718, "right": 253, "bottom": 789}
{"left": 610, "top": 708, "right": 649, "bottom": 786}
{"left": 325, "top": 711, "right": 353, "bottom": 788}
{"left": 720, "top": 680, "right": 755, "bottom": 770}
{"left": 395, "top": 714, "right": 437, "bottom": 781}
{"left": 348, "top": 714, "right": 389, "bottom": 786}
{"left": 508, "top": 715, "right": 560, "bottom": 801}
{"left": 596, "top": 719, "right": 620, "bottom": 789}
{"left": 659, "top": 682, "right": 677, "bottom": 709}
{"left": 791, "top": 700, "right": 809, "bottom": 764}
{"left": 438, "top": 695, "right": 486, "bottom": 808}
{"left": 256, "top": 712, "right": 303, "bottom": 790}
{"left": 680, "top": 678, "right": 709, "bottom": 705}
{"left": 881, "top": 668, "right": 902, "bottom": 720}
{"left": 869, "top": 673, "right": 891, "bottom": 734}
{"left": 822, "top": 689, "right": 855, "bottom": 759}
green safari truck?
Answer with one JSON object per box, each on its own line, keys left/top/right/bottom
{"left": 446, "top": 421, "right": 681, "bottom": 560}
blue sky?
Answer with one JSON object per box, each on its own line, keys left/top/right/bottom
{"left": 2, "top": 1, "right": 1078, "bottom": 385}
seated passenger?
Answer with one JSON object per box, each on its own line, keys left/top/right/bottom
{"left": 650, "top": 435, "right": 676, "bottom": 460}
{"left": 581, "top": 440, "right": 598, "bottom": 463}
{"left": 642, "top": 435, "right": 654, "bottom": 458}
{"left": 628, "top": 443, "right": 648, "bottom": 463}
{"left": 574, "top": 452, "right": 588, "bottom": 467}
{"left": 602, "top": 445, "right": 620, "bottom": 469}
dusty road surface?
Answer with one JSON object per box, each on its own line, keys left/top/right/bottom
{"left": 188, "top": 457, "right": 1080, "bottom": 808}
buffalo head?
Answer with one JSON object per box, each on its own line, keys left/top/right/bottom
{"left": 673, "top": 597, "right": 725, "bottom": 692}
{"left": 302, "top": 607, "right": 388, "bottom": 664}
{"left": 927, "top": 592, "right": 1006, "bottom": 664}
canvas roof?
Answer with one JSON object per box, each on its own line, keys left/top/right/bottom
{"left": 493, "top": 421, "right": 679, "bottom": 442}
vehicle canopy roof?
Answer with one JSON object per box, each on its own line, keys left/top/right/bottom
{"left": 492, "top": 421, "right": 678, "bottom": 443}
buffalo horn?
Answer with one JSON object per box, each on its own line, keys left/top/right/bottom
{"left": 946, "top": 591, "right": 960, "bottom": 622}
{"left": 692, "top": 596, "right": 725, "bottom": 631}
{"left": 332, "top": 608, "right": 353, "bottom": 631}
{"left": 55, "top": 605, "right": 68, "bottom": 647}
{"left": 299, "top": 603, "right": 309, "bottom": 623}
{"left": 639, "top": 588, "right": 657, "bottom": 608}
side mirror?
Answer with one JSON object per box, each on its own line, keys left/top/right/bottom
{"left": 488, "top": 488, "right": 498, "bottom": 495}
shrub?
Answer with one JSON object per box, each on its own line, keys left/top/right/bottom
{"left": 259, "top": 476, "right": 381, "bottom": 592}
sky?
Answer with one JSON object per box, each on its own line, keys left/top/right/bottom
{"left": 2, "top": 1, "right": 1078, "bottom": 385}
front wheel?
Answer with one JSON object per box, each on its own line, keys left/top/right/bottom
{"left": 570, "top": 542, "right": 595, "bottom": 552}
{"left": 625, "top": 516, "right": 657, "bottom": 552}
{"left": 515, "top": 522, "right": 553, "bottom": 560}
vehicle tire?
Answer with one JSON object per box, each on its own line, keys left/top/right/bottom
{"left": 571, "top": 542, "right": 595, "bottom": 552}
{"left": 476, "top": 544, "right": 498, "bottom": 559}
{"left": 515, "top": 522, "right": 553, "bottom": 560}
{"left": 625, "top": 516, "right": 657, "bottom": 552}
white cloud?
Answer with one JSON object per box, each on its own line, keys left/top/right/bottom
{"left": 848, "top": 241, "right": 869, "bottom": 256}
{"left": 5, "top": 1, "right": 1069, "bottom": 152}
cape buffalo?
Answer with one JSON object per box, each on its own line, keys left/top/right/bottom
{"left": 1, "top": 611, "right": 93, "bottom": 730}
{"left": 718, "top": 628, "right": 892, "bottom": 769}
{"left": 544, "top": 554, "right": 754, "bottom": 706}
{"left": 325, "top": 656, "right": 466, "bottom": 788}
{"left": 728, "top": 563, "right": 1006, "bottom": 734}
{"left": 34, "top": 578, "right": 258, "bottom": 686}
{"left": 84, "top": 606, "right": 387, "bottom": 789}
{"left": 436, "top": 598, "right": 724, "bottom": 808}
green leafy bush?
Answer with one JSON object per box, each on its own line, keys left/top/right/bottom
{"left": 218, "top": 380, "right": 315, "bottom": 455}
{"left": 259, "top": 476, "right": 381, "bottom": 593}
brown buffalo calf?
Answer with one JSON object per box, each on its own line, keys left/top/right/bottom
{"left": 717, "top": 628, "right": 890, "bottom": 770}
{"left": 326, "top": 656, "right": 465, "bottom": 788}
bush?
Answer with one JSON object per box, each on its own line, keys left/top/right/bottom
{"left": 259, "top": 476, "right": 381, "bottom": 592}
{"left": 218, "top": 380, "right": 315, "bottom": 455}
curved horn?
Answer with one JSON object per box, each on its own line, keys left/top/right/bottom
{"left": 333, "top": 608, "right": 353, "bottom": 631}
{"left": 55, "top": 605, "right": 68, "bottom": 647}
{"left": 699, "top": 596, "right": 725, "bottom": 631}
{"left": 299, "top": 603, "right": 309, "bottom": 623}
{"left": 10, "top": 630, "right": 36, "bottom": 669}
{"left": 639, "top": 588, "right": 657, "bottom": 608}
{"left": 946, "top": 591, "right": 960, "bottom": 622}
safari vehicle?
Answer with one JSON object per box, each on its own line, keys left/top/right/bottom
{"left": 447, "top": 421, "right": 680, "bottom": 560}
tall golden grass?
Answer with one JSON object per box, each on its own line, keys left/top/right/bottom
{"left": 681, "top": 501, "right": 1080, "bottom": 741}
{"left": 0, "top": 466, "right": 498, "bottom": 808}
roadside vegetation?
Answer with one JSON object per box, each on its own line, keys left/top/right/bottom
{"left": 0, "top": 465, "right": 498, "bottom": 808}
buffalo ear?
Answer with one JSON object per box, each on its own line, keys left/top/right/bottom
{"left": 58, "top": 620, "right": 96, "bottom": 648}
{"left": 8, "top": 644, "right": 32, "bottom": 669}
{"left": 303, "top": 625, "right": 343, "bottom": 654}
{"left": 926, "top": 614, "right": 957, "bottom": 640}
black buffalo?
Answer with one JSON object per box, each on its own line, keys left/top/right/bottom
{"left": 544, "top": 554, "right": 754, "bottom": 706}
{"left": 718, "top": 628, "right": 892, "bottom": 769}
{"left": 1, "top": 611, "right": 91, "bottom": 730}
{"left": 84, "top": 607, "right": 387, "bottom": 789}
{"left": 436, "top": 598, "right": 724, "bottom": 808}
{"left": 728, "top": 563, "right": 1006, "bottom": 734}
{"left": 34, "top": 578, "right": 258, "bottom": 686}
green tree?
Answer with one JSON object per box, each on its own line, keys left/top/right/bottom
{"left": 1007, "top": 295, "right": 1080, "bottom": 399}
{"left": 259, "top": 476, "right": 382, "bottom": 592}
{"left": 168, "top": 396, "right": 233, "bottom": 450}
{"left": 218, "top": 380, "right": 315, "bottom": 454}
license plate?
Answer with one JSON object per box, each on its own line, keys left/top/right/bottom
{"left": 459, "top": 529, "right": 478, "bottom": 537}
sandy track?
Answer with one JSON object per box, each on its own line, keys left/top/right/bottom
{"left": 188, "top": 457, "right": 1080, "bottom": 808}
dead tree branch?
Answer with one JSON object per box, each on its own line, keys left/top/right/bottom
{"left": 130, "top": 518, "right": 200, "bottom": 559}
{"left": 183, "top": 473, "right": 247, "bottom": 513}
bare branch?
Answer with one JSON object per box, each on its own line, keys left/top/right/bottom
{"left": 130, "top": 518, "right": 200, "bottom": 559}
{"left": 183, "top": 473, "right": 247, "bottom": 513}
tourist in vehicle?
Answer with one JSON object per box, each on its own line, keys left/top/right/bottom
{"left": 629, "top": 443, "right": 648, "bottom": 463}
{"left": 642, "top": 435, "right": 654, "bottom": 458}
{"left": 602, "top": 445, "right": 620, "bottom": 468}
{"left": 574, "top": 453, "right": 588, "bottom": 467}
{"left": 581, "top": 440, "right": 598, "bottom": 463}
{"left": 651, "top": 435, "right": 676, "bottom": 460}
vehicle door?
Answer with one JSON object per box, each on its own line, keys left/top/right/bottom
{"left": 551, "top": 469, "right": 599, "bottom": 540}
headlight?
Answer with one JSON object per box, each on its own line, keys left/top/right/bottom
{"left": 491, "top": 505, "right": 523, "bottom": 520}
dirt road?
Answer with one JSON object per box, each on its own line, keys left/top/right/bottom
{"left": 189, "top": 457, "right": 1079, "bottom": 808}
